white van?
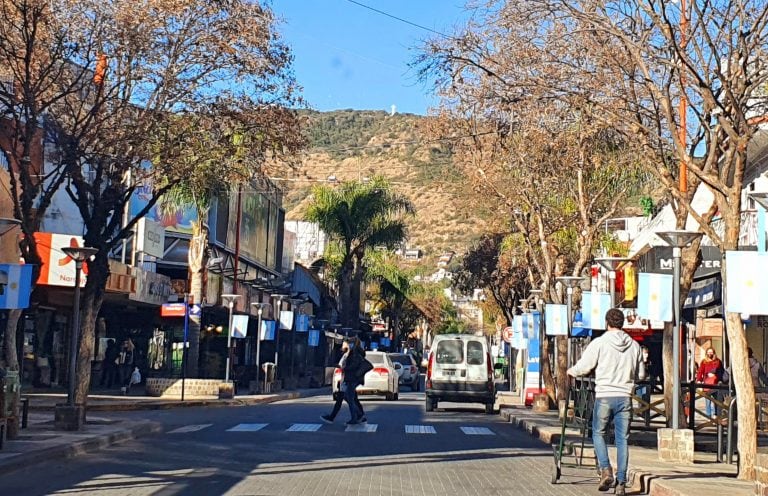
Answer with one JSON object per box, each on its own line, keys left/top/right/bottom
{"left": 425, "top": 334, "right": 497, "bottom": 414}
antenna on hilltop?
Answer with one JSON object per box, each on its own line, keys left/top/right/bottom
{"left": 390, "top": 105, "right": 396, "bottom": 116}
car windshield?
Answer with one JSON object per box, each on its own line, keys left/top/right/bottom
{"left": 367, "top": 353, "right": 385, "bottom": 364}
{"left": 390, "top": 355, "right": 412, "bottom": 365}
{"left": 436, "top": 340, "right": 463, "bottom": 364}
{"left": 467, "top": 341, "right": 485, "bottom": 365}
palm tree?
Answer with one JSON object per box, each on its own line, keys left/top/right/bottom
{"left": 306, "top": 177, "right": 414, "bottom": 328}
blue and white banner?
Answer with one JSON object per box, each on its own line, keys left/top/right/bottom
{"left": 231, "top": 314, "right": 249, "bottom": 339}
{"left": 279, "top": 310, "right": 294, "bottom": 330}
{"left": 295, "top": 314, "right": 310, "bottom": 332}
{"left": 0, "top": 264, "right": 33, "bottom": 309}
{"left": 511, "top": 316, "right": 527, "bottom": 349}
{"left": 520, "top": 311, "right": 541, "bottom": 340}
{"left": 725, "top": 251, "right": 768, "bottom": 315}
{"left": 545, "top": 304, "right": 568, "bottom": 336}
{"left": 581, "top": 291, "right": 612, "bottom": 330}
{"left": 260, "top": 320, "right": 276, "bottom": 340}
{"left": 637, "top": 272, "right": 674, "bottom": 322}
{"left": 308, "top": 329, "right": 321, "bottom": 347}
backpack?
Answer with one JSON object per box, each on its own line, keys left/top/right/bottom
{"left": 358, "top": 358, "right": 374, "bottom": 380}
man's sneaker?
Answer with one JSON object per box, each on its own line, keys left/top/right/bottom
{"left": 320, "top": 415, "right": 334, "bottom": 424}
{"left": 345, "top": 419, "right": 360, "bottom": 425}
{"left": 597, "top": 467, "right": 614, "bottom": 492}
{"left": 360, "top": 416, "right": 368, "bottom": 423}
{"left": 615, "top": 482, "right": 626, "bottom": 495}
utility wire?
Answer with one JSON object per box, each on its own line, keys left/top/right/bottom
{"left": 344, "top": 0, "right": 454, "bottom": 39}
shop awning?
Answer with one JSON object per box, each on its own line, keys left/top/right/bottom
{"left": 683, "top": 275, "right": 721, "bottom": 309}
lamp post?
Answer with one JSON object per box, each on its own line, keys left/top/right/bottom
{"left": 271, "top": 293, "right": 288, "bottom": 373}
{"left": 251, "top": 302, "right": 270, "bottom": 393}
{"left": 61, "top": 246, "right": 99, "bottom": 407}
{"left": 656, "top": 229, "right": 702, "bottom": 429}
{"left": 220, "top": 294, "right": 241, "bottom": 384}
{"left": 594, "top": 257, "right": 631, "bottom": 307}
{"left": 749, "top": 192, "right": 768, "bottom": 253}
{"left": 289, "top": 296, "right": 307, "bottom": 385}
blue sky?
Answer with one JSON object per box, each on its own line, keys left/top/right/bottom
{"left": 272, "top": 0, "right": 469, "bottom": 115}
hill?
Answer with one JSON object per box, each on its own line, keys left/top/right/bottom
{"left": 281, "top": 110, "right": 488, "bottom": 268}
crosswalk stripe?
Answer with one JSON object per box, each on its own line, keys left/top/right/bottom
{"left": 287, "top": 423, "right": 322, "bottom": 432}
{"left": 345, "top": 423, "right": 378, "bottom": 433}
{"left": 227, "top": 423, "right": 268, "bottom": 432}
{"left": 460, "top": 426, "right": 495, "bottom": 435}
{"left": 167, "top": 424, "right": 212, "bottom": 434}
{"left": 405, "top": 425, "right": 436, "bottom": 434}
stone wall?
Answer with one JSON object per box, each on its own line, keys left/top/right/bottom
{"left": 657, "top": 428, "right": 694, "bottom": 464}
{"left": 145, "top": 378, "right": 224, "bottom": 397}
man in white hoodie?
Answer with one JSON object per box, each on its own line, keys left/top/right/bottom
{"left": 567, "top": 308, "right": 645, "bottom": 496}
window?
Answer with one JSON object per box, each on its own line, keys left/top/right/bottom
{"left": 436, "top": 340, "right": 463, "bottom": 364}
{"left": 391, "top": 355, "right": 412, "bottom": 365}
{"left": 367, "top": 353, "right": 385, "bottom": 364}
{"left": 467, "top": 341, "right": 485, "bottom": 365}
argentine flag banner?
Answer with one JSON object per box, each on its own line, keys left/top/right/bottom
{"left": 638, "top": 273, "right": 673, "bottom": 322}
{"left": 725, "top": 251, "right": 768, "bottom": 315}
{"left": 521, "top": 311, "right": 541, "bottom": 339}
{"left": 545, "top": 304, "right": 568, "bottom": 336}
{"left": 0, "top": 264, "right": 33, "bottom": 309}
{"left": 511, "top": 316, "right": 527, "bottom": 350}
{"left": 581, "top": 291, "right": 612, "bottom": 330}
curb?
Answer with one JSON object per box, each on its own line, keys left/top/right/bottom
{"left": 499, "top": 407, "right": 676, "bottom": 496}
{"left": 28, "top": 389, "right": 319, "bottom": 412}
{"left": 0, "top": 420, "right": 164, "bottom": 476}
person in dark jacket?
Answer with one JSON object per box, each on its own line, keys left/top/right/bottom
{"left": 100, "top": 339, "right": 119, "bottom": 388}
{"left": 342, "top": 337, "right": 369, "bottom": 425}
{"left": 321, "top": 340, "right": 365, "bottom": 423}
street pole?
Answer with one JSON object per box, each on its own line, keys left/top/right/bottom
{"left": 221, "top": 294, "right": 240, "bottom": 384}
{"left": 181, "top": 293, "right": 189, "bottom": 401}
{"left": 252, "top": 303, "right": 267, "bottom": 393}
{"left": 68, "top": 260, "right": 83, "bottom": 407}
{"left": 672, "top": 247, "right": 682, "bottom": 429}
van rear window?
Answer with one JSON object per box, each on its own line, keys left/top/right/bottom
{"left": 436, "top": 340, "right": 463, "bottom": 364}
{"left": 467, "top": 341, "right": 484, "bottom": 365}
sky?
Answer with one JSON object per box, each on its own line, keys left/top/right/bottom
{"left": 272, "top": 0, "right": 470, "bottom": 116}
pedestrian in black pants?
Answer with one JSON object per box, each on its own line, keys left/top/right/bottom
{"left": 100, "top": 339, "right": 119, "bottom": 388}
{"left": 321, "top": 340, "right": 364, "bottom": 423}
{"left": 342, "top": 337, "right": 371, "bottom": 425}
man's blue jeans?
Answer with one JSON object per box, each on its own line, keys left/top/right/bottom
{"left": 344, "top": 381, "right": 362, "bottom": 422}
{"left": 592, "top": 396, "right": 632, "bottom": 484}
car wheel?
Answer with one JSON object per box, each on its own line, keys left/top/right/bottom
{"left": 425, "top": 397, "right": 434, "bottom": 412}
{"left": 385, "top": 392, "right": 394, "bottom": 401}
{"left": 393, "top": 392, "right": 399, "bottom": 401}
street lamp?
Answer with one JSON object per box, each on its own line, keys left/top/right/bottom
{"left": 271, "top": 293, "right": 289, "bottom": 372}
{"left": 556, "top": 276, "right": 586, "bottom": 369}
{"left": 251, "top": 301, "right": 271, "bottom": 393}
{"left": 749, "top": 192, "right": 768, "bottom": 253}
{"left": 61, "top": 246, "right": 99, "bottom": 407}
{"left": 656, "top": 229, "right": 702, "bottom": 430}
{"left": 594, "top": 257, "right": 632, "bottom": 307}
{"left": 220, "top": 294, "right": 241, "bottom": 384}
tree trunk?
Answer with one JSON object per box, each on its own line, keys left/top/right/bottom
{"left": 542, "top": 336, "right": 557, "bottom": 405}
{"left": 74, "top": 257, "right": 108, "bottom": 407}
{"left": 555, "top": 335, "right": 568, "bottom": 401}
{"left": 2, "top": 309, "right": 22, "bottom": 438}
{"left": 726, "top": 307, "right": 757, "bottom": 480}
{"left": 187, "top": 219, "right": 208, "bottom": 378}
{"left": 338, "top": 263, "right": 355, "bottom": 328}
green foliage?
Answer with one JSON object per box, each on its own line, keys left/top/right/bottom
{"left": 640, "top": 196, "right": 654, "bottom": 216}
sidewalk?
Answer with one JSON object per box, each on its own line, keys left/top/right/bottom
{"left": 496, "top": 392, "right": 751, "bottom": 496}
{"left": 0, "top": 388, "right": 322, "bottom": 476}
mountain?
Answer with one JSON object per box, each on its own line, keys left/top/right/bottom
{"left": 281, "top": 110, "right": 487, "bottom": 268}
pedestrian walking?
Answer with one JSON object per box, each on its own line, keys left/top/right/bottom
{"left": 567, "top": 308, "right": 645, "bottom": 495}
{"left": 696, "top": 347, "right": 723, "bottom": 418}
{"left": 342, "top": 337, "right": 372, "bottom": 425}
{"left": 118, "top": 338, "right": 136, "bottom": 395}
{"left": 320, "top": 340, "right": 364, "bottom": 424}
{"left": 99, "top": 339, "right": 119, "bottom": 388}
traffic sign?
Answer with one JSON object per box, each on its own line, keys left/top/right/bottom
{"left": 502, "top": 326, "right": 514, "bottom": 343}
{"left": 189, "top": 304, "right": 201, "bottom": 316}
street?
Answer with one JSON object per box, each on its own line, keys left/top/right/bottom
{"left": 0, "top": 390, "right": 599, "bottom": 496}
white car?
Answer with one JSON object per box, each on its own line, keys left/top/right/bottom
{"left": 388, "top": 353, "right": 420, "bottom": 391}
{"left": 332, "top": 351, "right": 400, "bottom": 401}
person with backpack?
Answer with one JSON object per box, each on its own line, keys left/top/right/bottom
{"left": 320, "top": 340, "right": 365, "bottom": 424}
{"left": 342, "top": 337, "right": 372, "bottom": 425}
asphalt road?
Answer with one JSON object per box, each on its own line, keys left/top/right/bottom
{"left": 0, "top": 390, "right": 601, "bottom": 496}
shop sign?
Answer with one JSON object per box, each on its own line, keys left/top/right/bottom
{"left": 136, "top": 218, "right": 165, "bottom": 258}
{"left": 34, "top": 232, "right": 87, "bottom": 287}
{"left": 697, "top": 318, "right": 724, "bottom": 338}
{"left": 161, "top": 303, "right": 187, "bottom": 317}
{"left": 130, "top": 267, "right": 172, "bottom": 305}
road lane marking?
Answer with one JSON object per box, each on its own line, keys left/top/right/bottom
{"left": 227, "top": 423, "right": 268, "bottom": 432}
{"left": 167, "top": 424, "right": 212, "bottom": 434}
{"left": 460, "top": 426, "right": 495, "bottom": 435}
{"left": 345, "top": 423, "right": 378, "bottom": 433}
{"left": 405, "top": 425, "right": 436, "bottom": 434}
{"left": 287, "top": 423, "right": 322, "bottom": 432}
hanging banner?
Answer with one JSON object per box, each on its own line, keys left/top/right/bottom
{"left": 725, "top": 251, "right": 768, "bottom": 315}
{"left": 521, "top": 312, "right": 541, "bottom": 405}
{"left": 295, "top": 314, "right": 310, "bottom": 332}
{"left": 260, "top": 320, "right": 276, "bottom": 340}
{"left": 581, "top": 291, "right": 612, "bottom": 330}
{"left": 637, "top": 272, "right": 674, "bottom": 321}
{"left": 308, "top": 329, "right": 321, "bottom": 347}
{"left": 231, "top": 314, "right": 249, "bottom": 339}
{"left": 545, "top": 304, "right": 568, "bottom": 336}
{"left": 279, "top": 310, "right": 294, "bottom": 330}
{"left": 0, "top": 264, "right": 34, "bottom": 309}
{"left": 511, "top": 316, "right": 527, "bottom": 349}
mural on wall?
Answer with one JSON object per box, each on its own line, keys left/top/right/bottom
{"left": 129, "top": 179, "right": 197, "bottom": 235}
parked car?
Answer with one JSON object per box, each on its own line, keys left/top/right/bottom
{"left": 332, "top": 351, "right": 400, "bottom": 401}
{"left": 388, "top": 353, "right": 420, "bottom": 391}
{"left": 425, "top": 334, "right": 499, "bottom": 414}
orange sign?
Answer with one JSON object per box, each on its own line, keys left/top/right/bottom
{"left": 34, "top": 232, "right": 89, "bottom": 287}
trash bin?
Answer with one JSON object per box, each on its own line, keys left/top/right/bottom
{"left": 1, "top": 371, "right": 20, "bottom": 417}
